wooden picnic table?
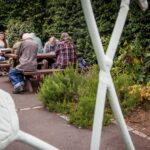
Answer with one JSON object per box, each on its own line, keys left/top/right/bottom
{"left": 4, "top": 53, "right": 56, "bottom": 68}
{"left": 4, "top": 53, "right": 56, "bottom": 59}
{"left": 0, "top": 48, "right": 12, "bottom": 53}
{"left": 37, "top": 53, "right": 56, "bottom": 59}
{"left": 4, "top": 53, "right": 17, "bottom": 59}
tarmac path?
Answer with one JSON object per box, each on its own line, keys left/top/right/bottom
{"left": 0, "top": 76, "right": 149, "bottom": 150}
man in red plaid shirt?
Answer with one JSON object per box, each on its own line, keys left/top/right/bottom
{"left": 54, "top": 33, "right": 76, "bottom": 69}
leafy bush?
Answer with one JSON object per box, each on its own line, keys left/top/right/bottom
{"left": 1, "top": 0, "right": 149, "bottom": 82}
{"left": 114, "top": 73, "right": 140, "bottom": 114}
{"left": 38, "top": 65, "right": 147, "bottom": 128}
{"left": 5, "top": 19, "right": 36, "bottom": 47}
{"left": 69, "top": 65, "right": 99, "bottom": 127}
{"left": 38, "top": 67, "right": 81, "bottom": 114}
{"left": 38, "top": 66, "right": 99, "bottom": 128}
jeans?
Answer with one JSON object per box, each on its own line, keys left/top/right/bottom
{"left": 8, "top": 68, "right": 25, "bottom": 89}
{"left": 0, "top": 56, "right": 5, "bottom": 61}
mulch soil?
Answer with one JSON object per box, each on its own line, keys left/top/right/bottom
{"left": 126, "top": 106, "right": 150, "bottom": 137}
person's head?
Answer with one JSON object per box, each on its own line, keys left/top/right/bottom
{"left": 64, "top": 36, "right": 73, "bottom": 44}
{"left": 30, "top": 33, "right": 36, "bottom": 38}
{"left": 22, "top": 33, "right": 32, "bottom": 40}
{"left": 49, "top": 36, "right": 56, "bottom": 45}
{"left": 0, "top": 32, "right": 8, "bottom": 48}
{"left": 60, "top": 32, "right": 69, "bottom": 41}
{"left": 0, "top": 32, "right": 5, "bottom": 40}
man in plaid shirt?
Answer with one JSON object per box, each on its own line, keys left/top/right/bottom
{"left": 54, "top": 33, "right": 76, "bottom": 69}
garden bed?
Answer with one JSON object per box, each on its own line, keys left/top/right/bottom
{"left": 126, "top": 106, "right": 150, "bottom": 137}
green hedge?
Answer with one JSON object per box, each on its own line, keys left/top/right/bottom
{"left": 1, "top": 0, "right": 149, "bottom": 82}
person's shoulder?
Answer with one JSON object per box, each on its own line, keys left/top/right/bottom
{"left": 45, "top": 41, "right": 49, "bottom": 45}
{"left": 13, "top": 41, "right": 22, "bottom": 49}
{"left": 57, "top": 41, "right": 64, "bottom": 46}
{"left": 35, "top": 36, "right": 42, "bottom": 42}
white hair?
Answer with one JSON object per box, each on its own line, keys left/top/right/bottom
{"left": 22, "top": 33, "right": 32, "bottom": 40}
{"left": 30, "top": 33, "right": 36, "bottom": 38}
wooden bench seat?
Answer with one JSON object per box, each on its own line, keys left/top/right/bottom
{"left": 0, "top": 63, "right": 10, "bottom": 68}
{"left": 23, "top": 69, "right": 63, "bottom": 76}
{"left": 0, "top": 63, "right": 10, "bottom": 72}
{"left": 23, "top": 69, "right": 64, "bottom": 92}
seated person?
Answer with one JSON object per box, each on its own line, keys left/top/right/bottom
{"left": 43, "top": 36, "right": 57, "bottom": 54}
{"left": 8, "top": 33, "right": 24, "bottom": 66}
{"left": 38, "top": 36, "right": 58, "bottom": 69}
{"left": 8, "top": 33, "right": 38, "bottom": 94}
{"left": 53, "top": 33, "right": 77, "bottom": 69}
{"left": 0, "top": 31, "right": 9, "bottom": 61}
{"left": 30, "top": 33, "right": 43, "bottom": 53}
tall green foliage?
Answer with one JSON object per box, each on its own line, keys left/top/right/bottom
{"left": 0, "top": 0, "right": 149, "bottom": 81}
{"left": 6, "top": 19, "right": 36, "bottom": 47}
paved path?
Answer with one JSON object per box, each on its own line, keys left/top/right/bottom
{"left": 0, "top": 76, "right": 149, "bottom": 150}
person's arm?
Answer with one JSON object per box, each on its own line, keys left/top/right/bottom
{"left": 16, "top": 42, "right": 23, "bottom": 59}
{"left": 6, "top": 39, "right": 9, "bottom": 48}
{"left": 43, "top": 42, "right": 49, "bottom": 53}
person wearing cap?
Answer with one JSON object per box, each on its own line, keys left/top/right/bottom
{"left": 8, "top": 33, "right": 38, "bottom": 94}
{"left": 53, "top": 33, "right": 77, "bottom": 69}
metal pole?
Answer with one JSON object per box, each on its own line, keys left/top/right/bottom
{"left": 106, "top": 0, "right": 130, "bottom": 63}
{"left": 90, "top": 71, "right": 108, "bottom": 150}
{"left": 81, "top": 0, "right": 135, "bottom": 149}
{"left": 107, "top": 73, "right": 135, "bottom": 150}
{"left": 80, "top": 0, "right": 107, "bottom": 71}
{"left": 17, "top": 131, "right": 58, "bottom": 150}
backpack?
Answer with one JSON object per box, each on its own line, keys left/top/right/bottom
{"left": 78, "top": 57, "right": 88, "bottom": 69}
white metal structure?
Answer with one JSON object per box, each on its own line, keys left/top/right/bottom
{"left": 0, "top": 89, "right": 58, "bottom": 150}
{"left": 81, "top": 0, "right": 148, "bottom": 150}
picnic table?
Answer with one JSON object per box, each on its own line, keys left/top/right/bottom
{"left": 4, "top": 53, "right": 56, "bottom": 59}
{"left": 4, "top": 53, "right": 56, "bottom": 68}
{"left": 0, "top": 48, "right": 12, "bottom": 54}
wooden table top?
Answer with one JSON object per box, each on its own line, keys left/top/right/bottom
{"left": 4, "top": 53, "right": 56, "bottom": 59}
{"left": 37, "top": 53, "right": 56, "bottom": 59}
{"left": 0, "top": 48, "right": 12, "bottom": 53}
{"left": 4, "top": 53, "right": 17, "bottom": 59}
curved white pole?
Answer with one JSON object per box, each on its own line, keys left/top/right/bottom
{"left": 17, "top": 131, "right": 58, "bottom": 150}
{"left": 0, "top": 89, "right": 58, "bottom": 150}
{"left": 106, "top": 0, "right": 130, "bottom": 64}
{"left": 80, "top": 0, "right": 107, "bottom": 71}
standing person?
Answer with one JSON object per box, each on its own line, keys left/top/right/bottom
{"left": 54, "top": 32, "right": 77, "bottom": 69}
{"left": 8, "top": 33, "right": 38, "bottom": 94}
{"left": 0, "top": 31, "right": 9, "bottom": 61}
{"left": 30, "top": 33, "right": 43, "bottom": 53}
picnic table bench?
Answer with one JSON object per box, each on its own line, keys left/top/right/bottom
{"left": 23, "top": 69, "right": 64, "bottom": 92}
{"left": 0, "top": 61, "right": 10, "bottom": 72}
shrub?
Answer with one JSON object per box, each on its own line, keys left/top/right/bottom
{"left": 38, "top": 65, "right": 100, "bottom": 128}
{"left": 69, "top": 65, "right": 99, "bottom": 127}
{"left": 114, "top": 73, "right": 140, "bottom": 114}
{"left": 38, "top": 67, "right": 81, "bottom": 114}
{"left": 38, "top": 65, "right": 149, "bottom": 128}
{"left": 5, "top": 19, "right": 36, "bottom": 47}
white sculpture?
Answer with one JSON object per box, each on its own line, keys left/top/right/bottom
{"left": 81, "top": 0, "right": 148, "bottom": 150}
{"left": 0, "top": 89, "right": 58, "bottom": 150}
